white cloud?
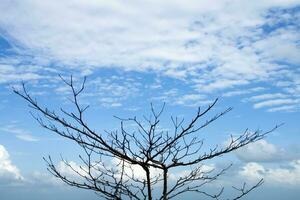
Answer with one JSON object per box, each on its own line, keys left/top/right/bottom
{"left": 0, "top": 145, "right": 23, "bottom": 182}
{"left": 246, "top": 92, "right": 300, "bottom": 112}
{"left": 248, "top": 93, "right": 289, "bottom": 101}
{"left": 0, "top": 0, "right": 299, "bottom": 111}
{"left": 253, "top": 99, "right": 300, "bottom": 109}
{"left": 222, "top": 87, "right": 265, "bottom": 97}
{"left": 239, "top": 162, "right": 265, "bottom": 180}
{"left": 55, "top": 157, "right": 215, "bottom": 187}
{"left": 173, "top": 94, "right": 211, "bottom": 107}
{"left": 239, "top": 160, "right": 300, "bottom": 186}
{"left": 0, "top": 64, "right": 43, "bottom": 84}
{"left": 267, "top": 105, "right": 299, "bottom": 112}
{"left": 253, "top": 28, "right": 300, "bottom": 64}
{"left": 0, "top": 1, "right": 298, "bottom": 71}
{"left": 30, "top": 171, "right": 62, "bottom": 186}
{"left": 152, "top": 90, "right": 213, "bottom": 107}
{"left": 82, "top": 76, "right": 140, "bottom": 108}
{"left": 169, "top": 164, "right": 215, "bottom": 181}
{"left": 235, "top": 140, "right": 286, "bottom": 162}
{"left": 196, "top": 79, "right": 250, "bottom": 92}
{"left": 111, "top": 158, "right": 162, "bottom": 181}
{"left": 55, "top": 158, "right": 162, "bottom": 185}
{"left": 57, "top": 160, "right": 89, "bottom": 178}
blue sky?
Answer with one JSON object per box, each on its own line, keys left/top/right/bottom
{"left": 0, "top": 0, "right": 300, "bottom": 199}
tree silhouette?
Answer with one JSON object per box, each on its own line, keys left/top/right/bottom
{"left": 14, "top": 76, "right": 279, "bottom": 200}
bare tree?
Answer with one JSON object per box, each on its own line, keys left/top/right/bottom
{"left": 14, "top": 76, "right": 279, "bottom": 200}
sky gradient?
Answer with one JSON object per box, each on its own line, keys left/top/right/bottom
{"left": 0, "top": 0, "right": 300, "bottom": 199}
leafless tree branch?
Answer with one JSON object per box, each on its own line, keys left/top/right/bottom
{"left": 13, "top": 77, "right": 279, "bottom": 200}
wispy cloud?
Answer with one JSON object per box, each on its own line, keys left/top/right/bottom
{"left": 173, "top": 94, "right": 212, "bottom": 107}
{"left": 0, "top": 64, "right": 43, "bottom": 84}
{"left": 253, "top": 99, "right": 300, "bottom": 109}
{"left": 222, "top": 87, "right": 265, "bottom": 97}
{"left": 15, "top": 134, "right": 39, "bottom": 142}
{"left": 267, "top": 105, "right": 299, "bottom": 112}
{"left": 248, "top": 93, "right": 289, "bottom": 101}
{"left": 0, "top": 123, "right": 39, "bottom": 142}
{"left": 0, "top": 0, "right": 299, "bottom": 111}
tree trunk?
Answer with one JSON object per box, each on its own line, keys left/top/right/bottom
{"left": 162, "top": 168, "right": 168, "bottom": 200}
{"left": 145, "top": 168, "right": 152, "bottom": 200}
